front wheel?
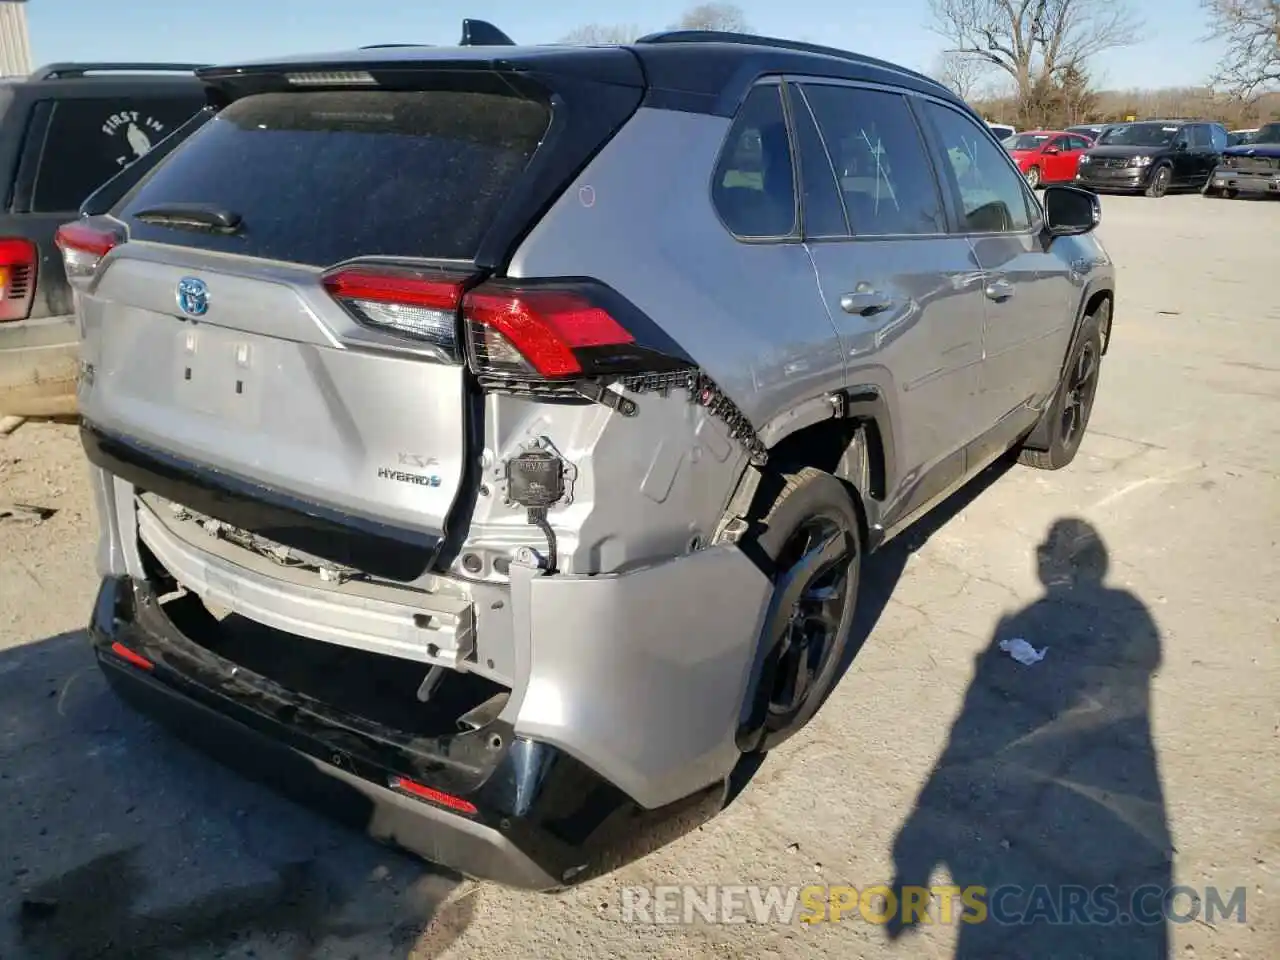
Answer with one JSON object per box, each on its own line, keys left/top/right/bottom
{"left": 1145, "top": 164, "right": 1172, "bottom": 198}
{"left": 1025, "top": 166, "right": 1042, "bottom": 189}
{"left": 747, "top": 468, "right": 861, "bottom": 752}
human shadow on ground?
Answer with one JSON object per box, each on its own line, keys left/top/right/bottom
{"left": 0, "top": 630, "right": 474, "bottom": 960}
{"left": 887, "top": 517, "right": 1172, "bottom": 959}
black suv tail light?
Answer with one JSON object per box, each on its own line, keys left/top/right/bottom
{"left": 0, "top": 238, "right": 37, "bottom": 322}
{"left": 54, "top": 221, "right": 123, "bottom": 282}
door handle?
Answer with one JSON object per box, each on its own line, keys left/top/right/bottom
{"left": 840, "top": 289, "right": 892, "bottom": 316}
{"left": 984, "top": 279, "right": 1015, "bottom": 302}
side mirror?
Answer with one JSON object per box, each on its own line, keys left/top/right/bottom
{"left": 1043, "top": 145, "right": 1061, "bottom": 155}
{"left": 1173, "top": 140, "right": 1188, "bottom": 152}
{"left": 1042, "top": 185, "right": 1101, "bottom": 237}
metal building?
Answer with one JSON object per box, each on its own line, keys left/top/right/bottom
{"left": 0, "top": 0, "right": 32, "bottom": 78}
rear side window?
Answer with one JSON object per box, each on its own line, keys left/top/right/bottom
{"left": 1208, "top": 125, "right": 1227, "bottom": 151}
{"left": 711, "top": 85, "right": 798, "bottom": 239}
{"left": 120, "top": 89, "right": 551, "bottom": 266}
{"left": 799, "top": 84, "right": 945, "bottom": 237}
{"left": 1188, "top": 125, "right": 1210, "bottom": 149}
{"left": 31, "top": 97, "right": 205, "bottom": 213}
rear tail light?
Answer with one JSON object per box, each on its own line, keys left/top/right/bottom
{"left": 322, "top": 265, "right": 466, "bottom": 360}
{"left": 463, "top": 285, "right": 636, "bottom": 379}
{"left": 322, "top": 266, "right": 693, "bottom": 383}
{"left": 0, "top": 238, "right": 36, "bottom": 322}
{"left": 55, "top": 221, "right": 122, "bottom": 281}
{"left": 462, "top": 281, "right": 692, "bottom": 382}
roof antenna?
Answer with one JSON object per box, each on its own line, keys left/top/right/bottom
{"left": 459, "top": 19, "right": 515, "bottom": 46}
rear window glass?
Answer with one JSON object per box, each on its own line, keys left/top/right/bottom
{"left": 119, "top": 89, "right": 551, "bottom": 266}
{"left": 1009, "top": 133, "right": 1051, "bottom": 150}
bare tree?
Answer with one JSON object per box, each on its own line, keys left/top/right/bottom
{"left": 928, "top": 0, "right": 1139, "bottom": 116}
{"left": 558, "top": 23, "right": 642, "bottom": 45}
{"left": 673, "top": 3, "right": 752, "bottom": 32}
{"left": 1203, "top": 0, "right": 1280, "bottom": 98}
{"left": 931, "top": 51, "right": 991, "bottom": 100}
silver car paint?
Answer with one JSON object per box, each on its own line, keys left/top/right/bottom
{"left": 806, "top": 235, "right": 987, "bottom": 485}
{"left": 78, "top": 243, "right": 470, "bottom": 541}
{"left": 508, "top": 106, "right": 847, "bottom": 434}
{"left": 505, "top": 545, "right": 774, "bottom": 809}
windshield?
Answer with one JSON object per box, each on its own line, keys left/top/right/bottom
{"left": 1009, "top": 133, "right": 1052, "bottom": 150}
{"left": 1099, "top": 123, "right": 1179, "bottom": 147}
{"left": 1255, "top": 123, "right": 1280, "bottom": 144}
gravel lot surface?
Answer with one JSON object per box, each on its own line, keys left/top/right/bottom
{"left": 1, "top": 193, "right": 1276, "bottom": 959}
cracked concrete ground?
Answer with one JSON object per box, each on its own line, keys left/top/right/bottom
{"left": 1, "top": 193, "right": 1277, "bottom": 959}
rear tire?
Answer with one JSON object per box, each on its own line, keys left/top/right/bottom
{"left": 1019, "top": 313, "right": 1104, "bottom": 471}
{"left": 1026, "top": 166, "right": 1042, "bottom": 189}
{"left": 747, "top": 467, "right": 861, "bottom": 752}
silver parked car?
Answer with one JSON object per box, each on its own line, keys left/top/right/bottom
{"left": 60, "top": 24, "right": 1115, "bottom": 890}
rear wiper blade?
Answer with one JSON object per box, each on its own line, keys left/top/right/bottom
{"left": 133, "top": 202, "right": 243, "bottom": 234}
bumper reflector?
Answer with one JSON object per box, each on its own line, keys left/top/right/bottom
{"left": 388, "top": 775, "right": 478, "bottom": 815}
{"left": 110, "top": 641, "right": 155, "bottom": 672}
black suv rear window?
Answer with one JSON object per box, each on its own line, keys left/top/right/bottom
{"left": 119, "top": 89, "right": 551, "bottom": 266}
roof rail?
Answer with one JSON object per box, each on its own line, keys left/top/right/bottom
{"left": 459, "top": 19, "right": 515, "bottom": 46}
{"left": 31, "top": 62, "right": 206, "bottom": 81}
{"left": 634, "top": 30, "right": 948, "bottom": 92}
{"left": 359, "top": 44, "right": 431, "bottom": 49}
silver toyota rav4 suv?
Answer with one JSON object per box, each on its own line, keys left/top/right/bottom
{"left": 62, "top": 25, "right": 1114, "bottom": 890}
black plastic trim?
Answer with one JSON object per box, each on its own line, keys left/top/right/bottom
{"left": 1020, "top": 281, "right": 1114, "bottom": 452}
{"left": 90, "top": 576, "right": 726, "bottom": 888}
{"left": 80, "top": 424, "right": 442, "bottom": 582}
{"left": 844, "top": 387, "right": 897, "bottom": 504}
{"left": 9, "top": 99, "right": 52, "bottom": 215}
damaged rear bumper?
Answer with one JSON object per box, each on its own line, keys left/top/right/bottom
{"left": 89, "top": 576, "right": 728, "bottom": 890}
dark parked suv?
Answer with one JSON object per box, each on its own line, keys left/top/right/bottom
{"left": 0, "top": 63, "right": 206, "bottom": 415}
{"left": 63, "top": 25, "right": 1115, "bottom": 890}
{"left": 1076, "top": 119, "right": 1227, "bottom": 197}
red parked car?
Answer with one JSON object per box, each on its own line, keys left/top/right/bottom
{"left": 1005, "top": 130, "right": 1093, "bottom": 188}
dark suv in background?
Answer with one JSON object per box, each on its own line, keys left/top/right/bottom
{"left": 1206, "top": 121, "right": 1280, "bottom": 198}
{"left": 0, "top": 63, "right": 206, "bottom": 416}
{"left": 1075, "top": 119, "right": 1227, "bottom": 197}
